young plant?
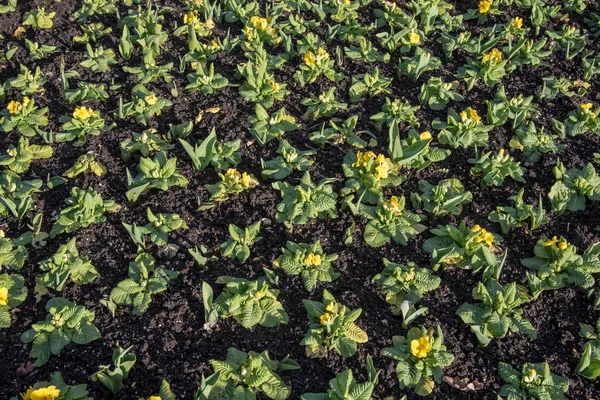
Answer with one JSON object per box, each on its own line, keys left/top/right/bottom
{"left": 549, "top": 161, "right": 600, "bottom": 214}
{"left": 238, "top": 62, "right": 288, "bottom": 108}
{"left": 206, "top": 348, "right": 299, "bottom": 400}
{"left": 206, "top": 168, "right": 259, "bottom": 202}
{"left": 373, "top": 259, "right": 441, "bottom": 326}
{"left": 206, "top": 273, "right": 288, "bottom": 329}
{"left": 219, "top": 221, "right": 262, "bottom": 262}
{"left": 433, "top": 107, "right": 493, "bottom": 149}
{"left": 20, "top": 297, "right": 101, "bottom": 366}
{"left": 295, "top": 47, "right": 342, "bottom": 86}
{"left": 8, "top": 65, "right": 47, "bottom": 96}
{"left": 80, "top": 44, "right": 117, "bottom": 72}
{"left": 185, "top": 63, "right": 229, "bottom": 94}
{"left": 50, "top": 187, "right": 120, "bottom": 238}
{"left": 0, "top": 170, "right": 43, "bottom": 220}
{"left": 0, "top": 233, "right": 29, "bottom": 271}
{"left": 91, "top": 346, "right": 136, "bottom": 394}
{"left": 370, "top": 98, "right": 420, "bottom": 131}
{"left": 486, "top": 86, "right": 539, "bottom": 129}
{"left": 398, "top": 48, "right": 441, "bottom": 82}
{"left": 38, "top": 237, "right": 99, "bottom": 291}
{"left": 249, "top": 105, "right": 300, "bottom": 146}
{"left": 498, "top": 362, "right": 569, "bottom": 400}
{"left": 349, "top": 67, "right": 392, "bottom": 102}
{"left": 110, "top": 252, "right": 178, "bottom": 316}
{"left": 119, "top": 84, "right": 172, "bottom": 125}
{"left": 459, "top": 48, "right": 507, "bottom": 90}
{"left": 179, "top": 129, "right": 241, "bottom": 172}
{"left": 144, "top": 380, "right": 176, "bottom": 400}
{"left": 411, "top": 179, "right": 472, "bottom": 217}
{"left": 63, "top": 152, "right": 107, "bottom": 178}
{"left": 419, "top": 78, "right": 464, "bottom": 111}
{"left": 273, "top": 241, "right": 339, "bottom": 292}
{"left": 301, "top": 87, "right": 347, "bottom": 120}
{"left": 261, "top": 140, "right": 315, "bottom": 180}
{"left": 546, "top": 25, "right": 587, "bottom": 60}
{"left": 469, "top": 148, "right": 526, "bottom": 188}
{"left": 310, "top": 115, "right": 375, "bottom": 149}
{"left": 456, "top": 279, "right": 535, "bottom": 347}
{"left": 576, "top": 317, "right": 600, "bottom": 379}
{"left": 56, "top": 107, "right": 108, "bottom": 146}
{"left": 121, "top": 128, "right": 174, "bottom": 161}
{"left": 126, "top": 152, "right": 189, "bottom": 202}
{"left": 139, "top": 208, "right": 188, "bottom": 246}
{"left": 488, "top": 189, "right": 548, "bottom": 234}
{"left": 382, "top": 326, "right": 455, "bottom": 396}
{"left": 1, "top": 97, "right": 49, "bottom": 138}
{"left": 12, "top": 372, "right": 89, "bottom": 400}
{"left": 22, "top": 7, "right": 55, "bottom": 30}
{"left": 0, "top": 137, "right": 53, "bottom": 173}
{"left": 509, "top": 121, "right": 562, "bottom": 163}
{"left": 387, "top": 124, "right": 451, "bottom": 171}
{"left": 554, "top": 102, "right": 600, "bottom": 137}
{"left": 272, "top": 172, "right": 338, "bottom": 225}
{"left": 0, "top": 273, "right": 27, "bottom": 328}
{"left": 521, "top": 237, "right": 600, "bottom": 298}
{"left": 301, "top": 289, "right": 368, "bottom": 358}
{"left": 123, "top": 61, "right": 174, "bottom": 84}
{"left": 65, "top": 82, "right": 109, "bottom": 104}
{"left": 423, "top": 222, "right": 502, "bottom": 272}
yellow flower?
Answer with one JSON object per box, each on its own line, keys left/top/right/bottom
{"left": 211, "top": 40, "right": 220, "bottom": 49}
{"left": 304, "top": 51, "right": 316, "bottom": 66}
{"left": 513, "top": 17, "right": 523, "bottom": 29}
{"left": 543, "top": 236, "right": 559, "bottom": 247}
{"left": 352, "top": 151, "right": 375, "bottom": 167}
{"left": 498, "top": 148, "right": 505, "bottom": 156}
{"left": 205, "top": 18, "right": 215, "bottom": 30}
{"left": 581, "top": 103, "right": 593, "bottom": 110}
{"left": 250, "top": 16, "right": 268, "bottom": 31}
{"left": 7, "top": 100, "right": 21, "bottom": 114}
{"left": 482, "top": 48, "right": 502, "bottom": 63}
{"left": 479, "top": 0, "right": 492, "bottom": 14}
{"left": 26, "top": 386, "right": 60, "bottom": 400}
{"left": 22, "top": 97, "right": 30, "bottom": 105}
{"left": 472, "top": 224, "right": 481, "bottom": 232}
{"left": 14, "top": 26, "right": 26, "bottom": 38}
{"left": 469, "top": 108, "right": 481, "bottom": 122}
{"left": 474, "top": 228, "right": 494, "bottom": 247}
{"left": 558, "top": 240, "right": 568, "bottom": 250}
{"left": 320, "top": 313, "right": 333, "bottom": 325}
{"left": 144, "top": 93, "right": 158, "bottom": 105}
{"left": 254, "top": 291, "right": 265, "bottom": 300}
{"left": 403, "top": 268, "right": 415, "bottom": 281}
{"left": 325, "top": 302, "right": 335, "bottom": 312}
{"left": 383, "top": 196, "right": 403, "bottom": 216}
{"left": 148, "top": 397, "right": 161, "bottom": 400}
{"left": 267, "top": 79, "right": 280, "bottom": 92}
{"left": 72, "top": 107, "right": 96, "bottom": 119}
{"left": 523, "top": 369, "right": 537, "bottom": 384}
{"left": 224, "top": 168, "right": 242, "bottom": 182}
{"left": 240, "top": 172, "right": 258, "bottom": 188}
{"left": 410, "top": 336, "right": 432, "bottom": 358}
{"left": 408, "top": 32, "right": 420, "bottom": 45}
{"left": 183, "top": 12, "right": 198, "bottom": 25}
{"left": 344, "top": 0, "right": 351, "bottom": 5}
{"left": 419, "top": 131, "right": 432, "bottom": 140}
{"left": 375, "top": 160, "right": 390, "bottom": 180}
{"left": 0, "top": 287, "right": 8, "bottom": 306}
{"left": 304, "top": 253, "right": 322, "bottom": 266}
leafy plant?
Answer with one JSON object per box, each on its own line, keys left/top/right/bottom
{"left": 310, "top": 115, "right": 375, "bottom": 149}
{"left": 186, "top": 63, "right": 229, "bottom": 94}
{"left": 419, "top": 78, "right": 464, "bottom": 111}
{"left": 11, "top": 372, "right": 89, "bottom": 400}
{"left": 220, "top": 221, "right": 262, "bottom": 262}
{"left": 38, "top": 237, "right": 99, "bottom": 291}
{"left": 63, "top": 152, "right": 107, "bottom": 178}
{"left": 370, "top": 98, "right": 420, "bottom": 131}
{"left": 139, "top": 208, "right": 188, "bottom": 246}
{"left": 261, "top": 140, "right": 315, "bottom": 180}
{"left": 0, "top": 273, "right": 27, "bottom": 328}
{"left": 509, "top": 121, "right": 563, "bottom": 163}
{"left": 206, "top": 168, "right": 259, "bottom": 202}
{"left": 497, "top": 362, "right": 569, "bottom": 400}
{"left": 272, "top": 172, "right": 338, "bottom": 225}
{"left": 301, "top": 289, "right": 368, "bottom": 358}
{"left": 0, "top": 170, "right": 43, "bottom": 220}
{"left": 554, "top": 102, "right": 600, "bottom": 137}
{"left": 387, "top": 123, "right": 451, "bottom": 171}
{"left": 373, "top": 259, "right": 440, "bottom": 326}
{"left": 0, "top": 233, "right": 28, "bottom": 271}
{"left": 301, "top": 87, "right": 347, "bottom": 120}
{"left": 179, "top": 129, "right": 241, "bottom": 172}
{"left": 126, "top": 152, "right": 189, "bottom": 202}
{"left": 110, "top": 252, "right": 178, "bottom": 316}
{"left": 0, "top": 137, "right": 53, "bottom": 173}
{"left": 411, "top": 179, "right": 472, "bottom": 217}
{"left": 1, "top": 97, "right": 49, "bottom": 138}
{"left": 8, "top": 65, "right": 47, "bottom": 95}
{"left": 488, "top": 189, "right": 548, "bottom": 234}
{"left": 577, "top": 317, "right": 600, "bottom": 379}
{"left": 80, "top": 44, "right": 117, "bottom": 72}
{"left": 22, "top": 7, "right": 55, "bottom": 30}
{"left": 248, "top": 105, "right": 300, "bottom": 146}
{"left": 459, "top": 48, "right": 507, "bottom": 90}
{"left": 91, "top": 346, "right": 136, "bottom": 394}
{"left": 469, "top": 148, "right": 526, "bottom": 188}
{"left": 20, "top": 297, "right": 101, "bottom": 366}
{"left": 382, "top": 326, "right": 454, "bottom": 396}
{"left": 50, "top": 187, "right": 120, "bottom": 238}
{"left": 486, "top": 86, "right": 539, "bottom": 129}
{"left": 238, "top": 62, "right": 288, "bottom": 108}
{"left": 273, "top": 241, "right": 339, "bottom": 292}
{"left": 56, "top": 107, "right": 108, "bottom": 146}
{"left": 119, "top": 84, "right": 173, "bottom": 125}
{"left": 549, "top": 161, "right": 600, "bottom": 213}
{"left": 295, "top": 47, "right": 342, "bottom": 86}
{"left": 121, "top": 128, "right": 174, "bottom": 161}
{"left": 433, "top": 107, "right": 493, "bottom": 149}
{"left": 349, "top": 67, "right": 392, "bottom": 102}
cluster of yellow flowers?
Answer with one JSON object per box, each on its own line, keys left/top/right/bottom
{"left": 408, "top": 31, "right": 420, "bottom": 45}
{"left": 224, "top": 168, "right": 258, "bottom": 189}
{"left": 410, "top": 335, "right": 432, "bottom": 358}
{"left": 303, "top": 253, "right": 322, "bottom": 267}
{"left": 479, "top": 0, "right": 492, "bottom": 14}
{"left": 581, "top": 103, "right": 597, "bottom": 119}
{"left": 20, "top": 386, "right": 60, "bottom": 400}
{"left": 543, "top": 236, "right": 568, "bottom": 251}
{"left": 352, "top": 151, "right": 393, "bottom": 180}
{"left": 183, "top": 12, "right": 215, "bottom": 31}
{"left": 72, "top": 107, "right": 97, "bottom": 120}
{"left": 382, "top": 196, "right": 403, "bottom": 216}
{"left": 472, "top": 224, "right": 495, "bottom": 248}
{"left": 0, "top": 287, "right": 8, "bottom": 306}
{"left": 144, "top": 93, "right": 158, "bottom": 105}
{"left": 482, "top": 48, "right": 503, "bottom": 64}
{"left": 245, "top": 15, "right": 275, "bottom": 36}
{"left": 319, "top": 302, "right": 337, "bottom": 326}
{"left": 401, "top": 268, "right": 416, "bottom": 282}
{"left": 6, "top": 97, "right": 30, "bottom": 114}
{"left": 522, "top": 368, "right": 538, "bottom": 384}
{"left": 303, "top": 48, "right": 329, "bottom": 66}
{"left": 460, "top": 108, "right": 482, "bottom": 124}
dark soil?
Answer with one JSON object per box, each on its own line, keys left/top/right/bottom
{"left": 1, "top": 0, "right": 600, "bottom": 399}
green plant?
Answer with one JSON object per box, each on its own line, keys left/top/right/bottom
{"left": 301, "top": 87, "right": 347, "bottom": 120}
{"left": 387, "top": 124, "right": 451, "bottom": 171}
{"left": 546, "top": 25, "right": 587, "bottom": 60}
{"left": 63, "top": 152, "right": 107, "bottom": 178}
{"left": 220, "top": 221, "right": 262, "bottom": 262}
{"left": 22, "top": 7, "right": 55, "bottom": 30}
{"left": 206, "top": 168, "right": 259, "bottom": 202}
{"left": 301, "top": 289, "right": 368, "bottom": 358}
{"left": 126, "top": 152, "right": 189, "bottom": 202}
{"left": 1, "top": 97, "right": 49, "bottom": 138}
{"left": 38, "top": 237, "right": 99, "bottom": 292}
{"left": 488, "top": 189, "right": 548, "bottom": 234}
{"left": 56, "top": 107, "right": 108, "bottom": 146}
{"left": 273, "top": 241, "right": 339, "bottom": 291}
{"left": 110, "top": 252, "right": 178, "bottom": 316}
{"left": 205, "top": 273, "right": 288, "bottom": 329}
{"left": 272, "top": 172, "right": 338, "bottom": 225}
{"left": 10, "top": 372, "right": 89, "bottom": 400}
{"left": 0, "top": 170, "right": 43, "bottom": 220}
{"left": 119, "top": 84, "right": 173, "bottom": 125}
{"left": 419, "top": 78, "right": 464, "bottom": 111}
{"left": 373, "top": 259, "right": 440, "bottom": 326}
{"left": 457, "top": 279, "right": 535, "bottom": 347}
{"left": 121, "top": 128, "right": 174, "bottom": 161}
{"left": 486, "top": 86, "right": 538, "bottom": 129}
{"left": 433, "top": 107, "right": 493, "bottom": 149}
{"left": 576, "top": 317, "right": 600, "bottom": 379}
{"left": 349, "top": 67, "right": 392, "bottom": 102}
{"left": 80, "top": 44, "right": 117, "bottom": 72}
{"left": 0, "top": 137, "right": 53, "bottom": 173}
{"left": 179, "top": 129, "right": 241, "bottom": 172}
{"left": 553, "top": 102, "right": 600, "bottom": 137}
{"left": 238, "top": 62, "right": 288, "bottom": 108}
{"left": 74, "top": 0, "right": 117, "bottom": 22}
{"left": 411, "top": 179, "right": 472, "bottom": 217}
{"left": 497, "top": 362, "right": 569, "bottom": 400}
{"left": 186, "top": 63, "right": 229, "bottom": 94}
{"left": 295, "top": 47, "right": 342, "bottom": 86}
{"left": 509, "top": 121, "right": 563, "bottom": 163}
{"left": 50, "top": 187, "right": 120, "bottom": 238}
{"left": 370, "top": 98, "right": 420, "bottom": 131}
{"left": 459, "top": 48, "right": 507, "bottom": 90}
{"left": 423, "top": 222, "right": 502, "bottom": 272}
{"left": 91, "top": 346, "right": 136, "bottom": 394}
{"left": 522, "top": 236, "right": 600, "bottom": 298}
{"left": 0, "top": 233, "right": 29, "bottom": 271}
{"left": 398, "top": 48, "right": 441, "bottom": 82}
{"left": 0, "top": 273, "right": 27, "bottom": 328}
{"left": 139, "top": 208, "right": 188, "bottom": 246}
{"left": 300, "top": 355, "right": 380, "bottom": 400}
{"left": 469, "top": 148, "right": 526, "bottom": 188}
{"left": 382, "top": 326, "right": 454, "bottom": 396}
{"left": 261, "top": 140, "right": 315, "bottom": 180}
{"left": 8, "top": 65, "right": 47, "bottom": 95}
{"left": 24, "top": 39, "right": 60, "bottom": 61}
{"left": 206, "top": 348, "right": 299, "bottom": 400}
{"left": 248, "top": 105, "right": 300, "bottom": 146}
{"left": 310, "top": 115, "right": 375, "bottom": 149}
{"left": 145, "top": 380, "right": 176, "bottom": 400}
{"left": 65, "top": 82, "right": 109, "bottom": 104}
{"left": 549, "top": 161, "right": 600, "bottom": 213}
{"left": 20, "top": 297, "right": 101, "bottom": 366}
{"left": 73, "top": 23, "right": 112, "bottom": 43}
{"left": 123, "top": 61, "right": 174, "bottom": 84}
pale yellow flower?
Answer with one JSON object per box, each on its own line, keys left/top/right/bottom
{"left": 479, "top": 0, "right": 492, "bottom": 14}
{"left": 0, "top": 287, "right": 8, "bottom": 306}
{"left": 72, "top": 107, "right": 96, "bottom": 120}
{"left": 419, "top": 131, "right": 432, "bottom": 140}
{"left": 7, "top": 100, "right": 21, "bottom": 114}
{"left": 543, "top": 236, "right": 559, "bottom": 247}
{"left": 383, "top": 196, "right": 403, "bottom": 216}
{"left": 408, "top": 32, "right": 420, "bottom": 45}
{"left": 144, "top": 93, "right": 158, "bottom": 105}
{"left": 581, "top": 103, "right": 593, "bottom": 110}
{"left": 240, "top": 172, "right": 258, "bottom": 188}
{"left": 148, "top": 397, "right": 161, "bottom": 400}
{"left": 410, "top": 336, "right": 432, "bottom": 358}
{"left": 24, "top": 386, "right": 60, "bottom": 400}
{"left": 304, "top": 253, "right": 322, "bottom": 266}
{"left": 320, "top": 312, "right": 333, "bottom": 325}
{"left": 183, "top": 12, "right": 198, "bottom": 25}
{"left": 304, "top": 51, "right": 316, "bottom": 66}
{"left": 472, "top": 224, "right": 481, "bottom": 232}
{"left": 523, "top": 369, "right": 537, "bottom": 383}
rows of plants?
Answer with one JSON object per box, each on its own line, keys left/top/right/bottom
{"left": 0, "top": 0, "right": 600, "bottom": 398}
